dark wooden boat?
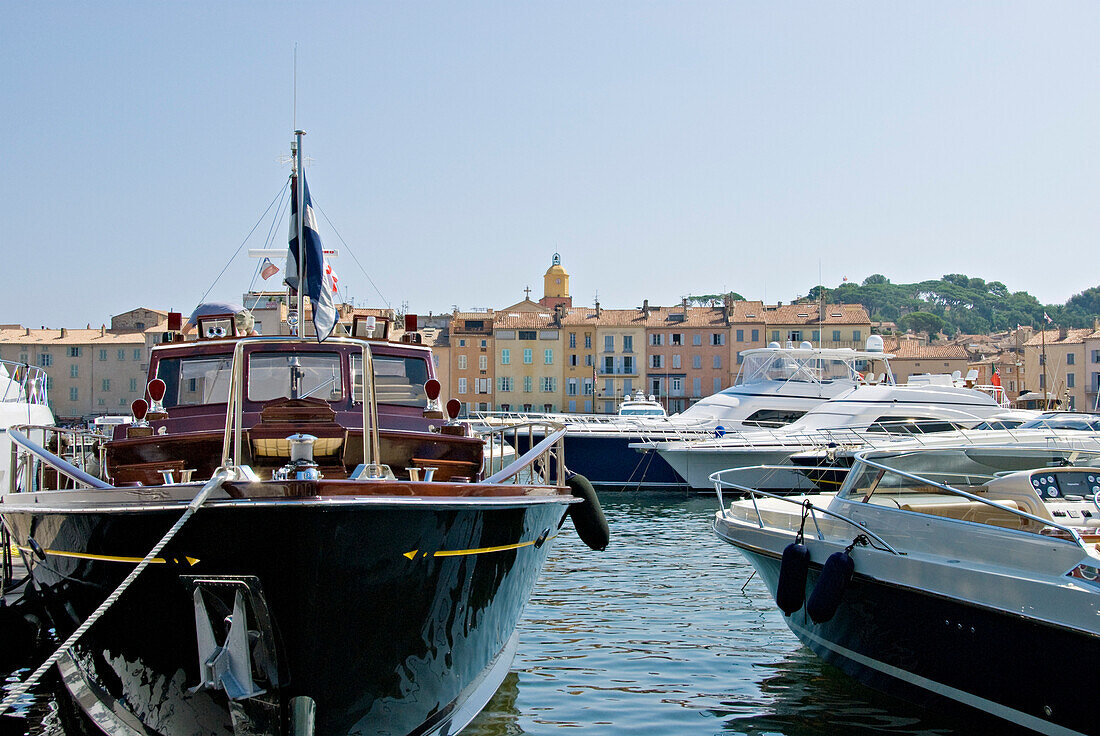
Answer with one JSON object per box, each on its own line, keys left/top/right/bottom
{"left": 1, "top": 327, "right": 606, "bottom": 736}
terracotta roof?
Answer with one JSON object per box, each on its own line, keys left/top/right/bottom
{"left": 494, "top": 311, "right": 560, "bottom": 329}
{"left": 765, "top": 303, "right": 870, "bottom": 325}
{"left": 1024, "top": 328, "right": 1095, "bottom": 347}
{"left": 0, "top": 328, "right": 147, "bottom": 345}
{"left": 881, "top": 337, "right": 968, "bottom": 360}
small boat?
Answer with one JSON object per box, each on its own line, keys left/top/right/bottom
{"left": 712, "top": 443, "right": 1100, "bottom": 735}
{"left": 0, "top": 359, "right": 53, "bottom": 490}
{"left": 615, "top": 391, "right": 667, "bottom": 417}
{"left": 0, "top": 132, "right": 608, "bottom": 736}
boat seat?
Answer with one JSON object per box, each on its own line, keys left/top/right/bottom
{"left": 899, "top": 499, "right": 1025, "bottom": 528}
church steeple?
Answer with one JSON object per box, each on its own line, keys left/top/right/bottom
{"left": 541, "top": 253, "right": 571, "bottom": 308}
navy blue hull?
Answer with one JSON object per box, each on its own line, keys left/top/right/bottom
{"left": 5, "top": 499, "right": 567, "bottom": 736}
{"left": 737, "top": 544, "right": 1096, "bottom": 735}
{"left": 514, "top": 432, "right": 687, "bottom": 490}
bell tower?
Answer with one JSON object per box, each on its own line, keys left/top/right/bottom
{"left": 540, "top": 253, "right": 572, "bottom": 308}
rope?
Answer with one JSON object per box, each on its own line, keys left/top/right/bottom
{"left": 0, "top": 468, "right": 232, "bottom": 716}
{"left": 312, "top": 200, "right": 391, "bottom": 309}
{"left": 197, "top": 182, "right": 290, "bottom": 306}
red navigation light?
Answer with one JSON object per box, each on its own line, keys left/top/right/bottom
{"left": 404, "top": 314, "right": 418, "bottom": 332}
{"left": 147, "top": 378, "right": 166, "bottom": 402}
{"left": 424, "top": 379, "right": 441, "bottom": 401}
{"left": 131, "top": 399, "right": 149, "bottom": 422}
{"left": 167, "top": 312, "right": 182, "bottom": 332}
{"left": 446, "top": 398, "right": 461, "bottom": 420}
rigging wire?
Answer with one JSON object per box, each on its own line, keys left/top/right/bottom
{"left": 244, "top": 183, "right": 293, "bottom": 314}
{"left": 312, "top": 200, "right": 391, "bottom": 309}
{"left": 196, "top": 179, "right": 290, "bottom": 306}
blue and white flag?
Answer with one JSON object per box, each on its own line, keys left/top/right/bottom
{"left": 286, "top": 173, "right": 338, "bottom": 342}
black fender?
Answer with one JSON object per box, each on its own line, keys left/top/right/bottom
{"left": 775, "top": 542, "right": 810, "bottom": 616}
{"left": 565, "top": 473, "right": 609, "bottom": 551}
{"left": 806, "top": 550, "right": 854, "bottom": 624}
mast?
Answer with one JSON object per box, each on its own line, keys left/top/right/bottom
{"left": 295, "top": 129, "right": 306, "bottom": 336}
{"left": 1041, "top": 321, "right": 1048, "bottom": 410}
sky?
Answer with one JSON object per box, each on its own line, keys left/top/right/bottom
{"left": 4, "top": 2, "right": 1100, "bottom": 328}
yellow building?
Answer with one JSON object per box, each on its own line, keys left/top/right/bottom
{"left": 449, "top": 311, "right": 495, "bottom": 414}
{"left": 762, "top": 304, "right": 872, "bottom": 349}
{"left": 1024, "top": 327, "right": 1092, "bottom": 410}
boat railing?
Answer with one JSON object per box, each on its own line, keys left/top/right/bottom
{"left": 709, "top": 465, "right": 902, "bottom": 555}
{"left": 219, "top": 337, "right": 384, "bottom": 478}
{"left": 8, "top": 425, "right": 113, "bottom": 493}
{"left": 0, "top": 360, "right": 49, "bottom": 406}
{"left": 480, "top": 420, "right": 567, "bottom": 486}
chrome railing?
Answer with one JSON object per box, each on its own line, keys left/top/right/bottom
{"left": 479, "top": 420, "right": 567, "bottom": 486}
{"left": 0, "top": 360, "right": 49, "bottom": 405}
{"left": 8, "top": 425, "right": 112, "bottom": 493}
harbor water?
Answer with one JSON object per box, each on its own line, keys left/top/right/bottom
{"left": 4, "top": 493, "right": 995, "bottom": 735}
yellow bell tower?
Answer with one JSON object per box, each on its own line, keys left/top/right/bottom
{"left": 540, "top": 253, "right": 571, "bottom": 308}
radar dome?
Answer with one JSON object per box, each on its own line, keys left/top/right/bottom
{"left": 865, "top": 335, "right": 885, "bottom": 353}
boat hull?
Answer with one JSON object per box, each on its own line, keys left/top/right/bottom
{"left": 657, "top": 446, "right": 809, "bottom": 491}
{"left": 727, "top": 537, "right": 1098, "bottom": 736}
{"left": 4, "top": 494, "right": 570, "bottom": 736}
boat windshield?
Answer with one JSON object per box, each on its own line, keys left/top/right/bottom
{"left": 736, "top": 352, "right": 865, "bottom": 387}
{"left": 248, "top": 352, "right": 343, "bottom": 402}
{"left": 159, "top": 356, "right": 234, "bottom": 407}
{"left": 619, "top": 407, "right": 666, "bottom": 416}
{"left": 350, "top": 354, "right": 430, "bottom": 407}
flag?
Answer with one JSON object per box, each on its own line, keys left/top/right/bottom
{"left": 991, "top": 363, "right": 1002, "bottom": 388}
{"left": 286, "top": 173, "right": 338, "bottom": 342}
{"left": 260, "top": 258, "right": 279, "bottom": 280}
{"left": 1044, "top": 312, "right": 1053, "bottom": 324}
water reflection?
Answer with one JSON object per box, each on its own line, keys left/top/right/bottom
{"left": 6, "top": 493, "right": 1003, "bottom": 735}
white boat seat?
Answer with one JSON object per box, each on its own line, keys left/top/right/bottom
{"left": 898, "top": 498, "right": 1025, "bottom": 528}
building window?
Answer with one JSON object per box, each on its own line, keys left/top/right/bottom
{"left": 788, "top": 331, "right": 802, "bottom": 342}
{"left": 771, "top": 330, "right": 781, "bottom": 341}
{"left": 569, "top": 332, "right": 577, "bottom": 348}
{"left": 69, "top": 387, "right": 78, "bottom": 401}
{"left": 1068, "top": 353, "right": 1076, "bottom": 365}
{"left": 99, "top": 349, "right": 107, "bottom": 361}
{"left": 833, "top": 330, "right": 841, "bottom": 342}
{"left": 692, "top": 355, "right": 702, "bottom": 369}
{"left": 478, "top": 355, "right": 488, "bottom": 371}
{"left": 70, "top": 364, "right": 79, "bottom": 378}
{"left": 544, "top": 349, "right": 554, "bottom": 365}
{"left": 650, "top": 333, "right": 663, "bottom": 346}
{"left": 584, "top": 354, "right": 593, "bottom": 367}
{"left": 1092, "top": 350, "right": 1100, "bottom": 363}
{"left": 1068, "top": 373, "right": 1076, "bottom": 388}
{"left": 567, "top": 378, "right": 578, "bottom": 396}
{"left": 501, "top": 349, "right": 510, "bottom": 365}
{"left": 651, "top": 355, "right": 663, "bottom": 369}
{"left": 568, "top": 399, "right": 576, "bottom": 412}
{"left": 459, "top": 339, "right": 466, "bottom": 347}
{"left": 736, "top": 329, "right": 744, "bottom": 342}
{"left": 812, "top": 330, "right": 820, "bottom": 342}
{"left": 133, "top": 349, "right": 142, "bottom": 361}
{"left": 458, "top": 378, "right": 467, "bottom": 394}
{"left": 98, "top": 398, "right": 105, "bottom": 406}
{"left": 130, "top": 378, "right": 138, "bottom": 391}
{"left": 693, "top": 377, "right": 702, "bottom": 397}
{"left": 583, "top": 378, "right": 593, "bottom": 395}
{"left": 523, "top": 349, "right": 533, "bottom": 364}
{"left": 737, "top": 353, "right": 744, "bottom": 365}
{"left": 623, "top": 335, "right": 633, "bottom": 353}
{"left": 604, "top": 335, "right": 614, "bottom": 352}
{"left": 623, "top": 356, "right": 634, "bottom": 373}
{"left": 604, "top": 356, "right": 614, "bottom": 374}
{"left": 540, "top": 377, "right": 556, "bottom": 392}
{"left": 714, "top": 377, "right": 722, "bottom": 393}
{"left": 713, "top": 355, "right": 722, "bottom": 369}
{"left": 458, "top": 355, "right": 468, "bottom": 370}
{"left": 693, "top": 334, "right": 702, "bottom": 346}
{"left": 853, "top": 330, "right": 861, "bottom": 341}
{"left": 102, "top": 379, "right": 111, "bottom": 392}
{"left": 672, "top": 354, "right": 681, "bottom": 369}
{"left": 523, "top": 376, "right": 532, "bottom": 393}
{"left": 569, "top": 354, "right": 578, "bottom": 366}
{"left": 39, "top": 354, "right": 52, "bottom": 367}
{"left": 476, "top": 378, "right": 490, "bottom": 394}
{"left": 584, "top": 334, "right": 592, "bottom": 349}
{"left": 671, "top": 377, "right": 682, "bottom": 394}
{"left": 499, "top": 376, "right": 513, "bottom": 392}
{"left": 751, "top": 329, "right": 759, "bottom": 342}
{"left": 67, "top": 347, "right": 81, "bottom": 357}
{"left": 671, "top": 333, "right": 683, "bottom": 346}
{"left": 711, "top": 333, "right": 725, "bottom": 346}
{"left": 519, "top": 330, "right": 536, "bottom": 340}
{"left": 480, "top": 339, "right": 487, "bottom": 348}
{"left": 118, "top": 349, "right": 126, "bottom": 361}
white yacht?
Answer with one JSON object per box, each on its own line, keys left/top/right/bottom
{"left": 712, "top": 445, "right": 1100, "bottom": 734}
{"left": 480, "top": 339, "right": 901, "bottom": 490}
{"left": 646, "top": 381, "right": 1012, "bottom": 490}
{"left": 615, "top": 391, "right": 667, "bottom": 417}
{"left": 0, "top": 360, "right": 54, "bottom": 491}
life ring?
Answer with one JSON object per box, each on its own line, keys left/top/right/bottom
{"left": 565, "top": 473, "right": 610, "bottom": 551}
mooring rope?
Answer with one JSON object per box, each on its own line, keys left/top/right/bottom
{"left": 0, "top": 468, "right": 232, "bottom": 716}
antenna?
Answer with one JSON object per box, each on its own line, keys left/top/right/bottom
{"left": 293, "top": 43, "right": 298, "bottom": 131}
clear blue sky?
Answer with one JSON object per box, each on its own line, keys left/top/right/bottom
{"left": 5, "top": 2, "right": 1100, "bottom": 327}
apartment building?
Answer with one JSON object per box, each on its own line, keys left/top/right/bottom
{"left": 762, "top": 303, "right": 871, "bottom": 349}
{"left": 0, "top": 308, "right": 169, "bottom": 421}
{"left": 450, "top": 311, "right": 495, "bottom": 413}
{"left": 879, "top": 337, "right": 969, "bottom": 384}
{"left": 1024, "top": 328, "right": 1091, "bottom": 410}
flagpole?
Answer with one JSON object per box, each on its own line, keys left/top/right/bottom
{"left": 295, "top": 129, "right": 306, "bottom": 337}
